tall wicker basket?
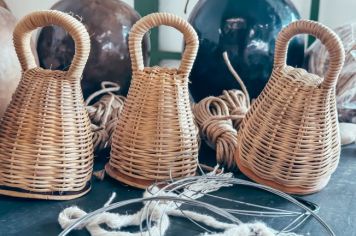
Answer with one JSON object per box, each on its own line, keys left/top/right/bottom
{"left": 106, "top": 13, "right": 199, "bottom": 189}
{"left": 235, "top": 20, "right": 345, "bottom": 195}
{"left": 0, "top": 10, "right": 93, "bottom": 200}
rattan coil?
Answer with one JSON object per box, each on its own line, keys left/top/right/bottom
{"left": 0, "top": 10, "right": 93, "bottom": 200}
{"left": 235, "top": 20, "right": 345, "bottom": 195}
{"left": 106, "top": 13, "right": 199, "bottom": 189}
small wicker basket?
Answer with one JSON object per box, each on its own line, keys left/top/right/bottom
{"left": 235, "top": 20, "right": 345, "bottom": 195}
{"left": 0, "top": 10, "right": 93, "bottom": 200}
{"left": 106, "top": 13, "right": 199, "bottom": 189}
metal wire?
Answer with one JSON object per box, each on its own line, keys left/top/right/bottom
{"left": 149, "top": 176, "right": 334, "bottom": 235}
{"left": 59, "top": 176, "right": 334, "bottom": 236}
{"left": 58, "top": 196, "right": 240, "bottom": 236}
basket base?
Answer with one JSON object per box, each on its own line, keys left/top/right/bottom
{"left": 105, "top": 163, "right": 159, "bottom": 189}
{"left": 0, "top": 182, "right": 91, "bottom": 200}
{"left": 235, "top": 152, "right": 330, "bottom": 195}
{"left": 105, "top": 163, "right": 197, "bottom": 189}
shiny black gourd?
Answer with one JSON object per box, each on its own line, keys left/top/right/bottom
{"left": 36, "top": 0, "right": 150, "bottom": 98}
{"left": 188, "top": 0, "right": 305, "bottom": 101}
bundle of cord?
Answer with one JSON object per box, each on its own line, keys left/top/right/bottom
{"left": 85, "top": 81, "right": 126, "bottom": 153}
{"left": 193, "top": 52, "right": 250, "bottom": 169}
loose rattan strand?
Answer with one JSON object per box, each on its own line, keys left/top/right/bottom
{"left": 235, "top": 20, "right": 345, "bottom": 195}
{"left": 0, "top": 10, "right": 93, "bottom": 200}
{"left": 107, "top": 13, "right": 199, "bottom": 189}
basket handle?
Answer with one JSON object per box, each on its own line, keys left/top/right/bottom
{"left": 13, "top": 10, "right": 90, "bottom": 79}
{"left": 129, "top": 12, "right": 199, "bottom": 75}
{"left": 274, "top": 20, "right": 345, "bottom": 89}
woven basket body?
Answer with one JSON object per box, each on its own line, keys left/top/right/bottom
{"left": 106, "top": 13, "right": 199, "bottom": 188}
{"left": 235, "top": 20, "right": 345, "bottom": 195}
{"left": 0, "top": 10, "right": 93, "bottom": 200}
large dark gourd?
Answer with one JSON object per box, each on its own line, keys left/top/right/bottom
{"left": 37, "top": 0, "right": 150, "bottom": 98}
{"left": 188, "top": 0, "right": 305, "bottom": 101}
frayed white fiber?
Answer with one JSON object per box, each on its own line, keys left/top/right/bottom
{"left": 58, "top": 167, "right": 302, "bottom": 236}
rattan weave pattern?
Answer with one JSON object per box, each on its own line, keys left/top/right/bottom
{"left": 0, "top": 10, "right": 93, "bottom": 200}
{"left": 235, "top": 20, "right": 345, "bottom": 195}
{"left": 107, "top": 13, "right": 199, "bottom": 188}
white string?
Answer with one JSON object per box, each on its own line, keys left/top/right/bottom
{"left": 104, "top": 192, "right": 117, "bottom": 207}
{"left": 58, "top": 169, "right": 302, "bottom": 236}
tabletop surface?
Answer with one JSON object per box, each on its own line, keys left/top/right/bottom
{"left": 0, "top": 143, "right": 355, "bottom": 236}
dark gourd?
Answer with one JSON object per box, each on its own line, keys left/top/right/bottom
{"left": 37, "top": 0, "right": 150, "bottom": 98}
{"left": 188, "top": 0, "right": 305, "bottom": 101}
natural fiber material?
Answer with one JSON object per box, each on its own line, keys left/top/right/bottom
{"left": 193, "top": 89, "right": 249, "bottom": 169}
{"left": 194, "top": 95, "right": 238, "bottom": 168}
{"left": 193, "top": 52, "right": 250, "bottom": 169}
{"left": 59, "top": 173, "right": 302, "bottom": 236}
{"left": 307, "top": 23, "right": 356, "bottom": 123}
{"left": 0, "top": 10, "right": 93, "bottom": 200}
{"left": 85, "top": 82, "right": 125, "bottom": 153}
{"left": 107, "top": 13, "right": 199, "bottom": 189}
{"left": 236, "top": 20, "right": 345, "bottom": 195}
{"left": 59, "top": 205, "right": 298, "bottom": 236}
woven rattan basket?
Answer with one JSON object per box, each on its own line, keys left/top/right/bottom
{"left": 106, "top": 13, "right": 199, "bottom": 189}
{"left": 0, "top": 10, "right": 93, "bottom": 200}
{"left": 235, "top": 20, "right": 345, "bottom": 195}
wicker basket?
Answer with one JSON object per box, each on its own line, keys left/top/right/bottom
{"left": 0, "top": 10, "right": 93, "bottom": 200}
{"left": 106, "top": 13, "right": 199, "bottom": 189}
{"left": 235, "top": 20, "right": 345, "bottom": 195}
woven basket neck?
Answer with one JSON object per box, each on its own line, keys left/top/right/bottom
{"left": 274, "top": 20, "right": 344, "bottom": 90}
{"left": 134, "top": 66, "right": 189, "bottom": 82}
{"left": 23, "top": 67, "right": 79, "bottom": 81}
{"left": 277, "top": 66, "right": 325, "bottom": 88}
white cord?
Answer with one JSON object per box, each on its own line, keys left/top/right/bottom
{"left": 58, "top": 169, "right": 302, "bottom": 236}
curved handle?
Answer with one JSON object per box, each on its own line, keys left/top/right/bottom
{"left": 129, "top": 12, "right": 199, "bottom": 75}
{"left": 274, "top": 20, "right": 345, "bottom": 89}
{"left": 13, "top": 10, "right": 90, "bottom": 79}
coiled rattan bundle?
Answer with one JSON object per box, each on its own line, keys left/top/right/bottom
{"left": 0, "top": 10, "right": 93, "bottom": 200}
{"left": 106, "top": 13, "right": 199, "bottom": 189}
{"left": 85, "top": 82, "right": 125, "bottom": 153}
{"left": 235, "top": 20, "right": 345, "bottom": 195}
{"left": 193, "top": 52, "right": 250, "bottom": 169}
